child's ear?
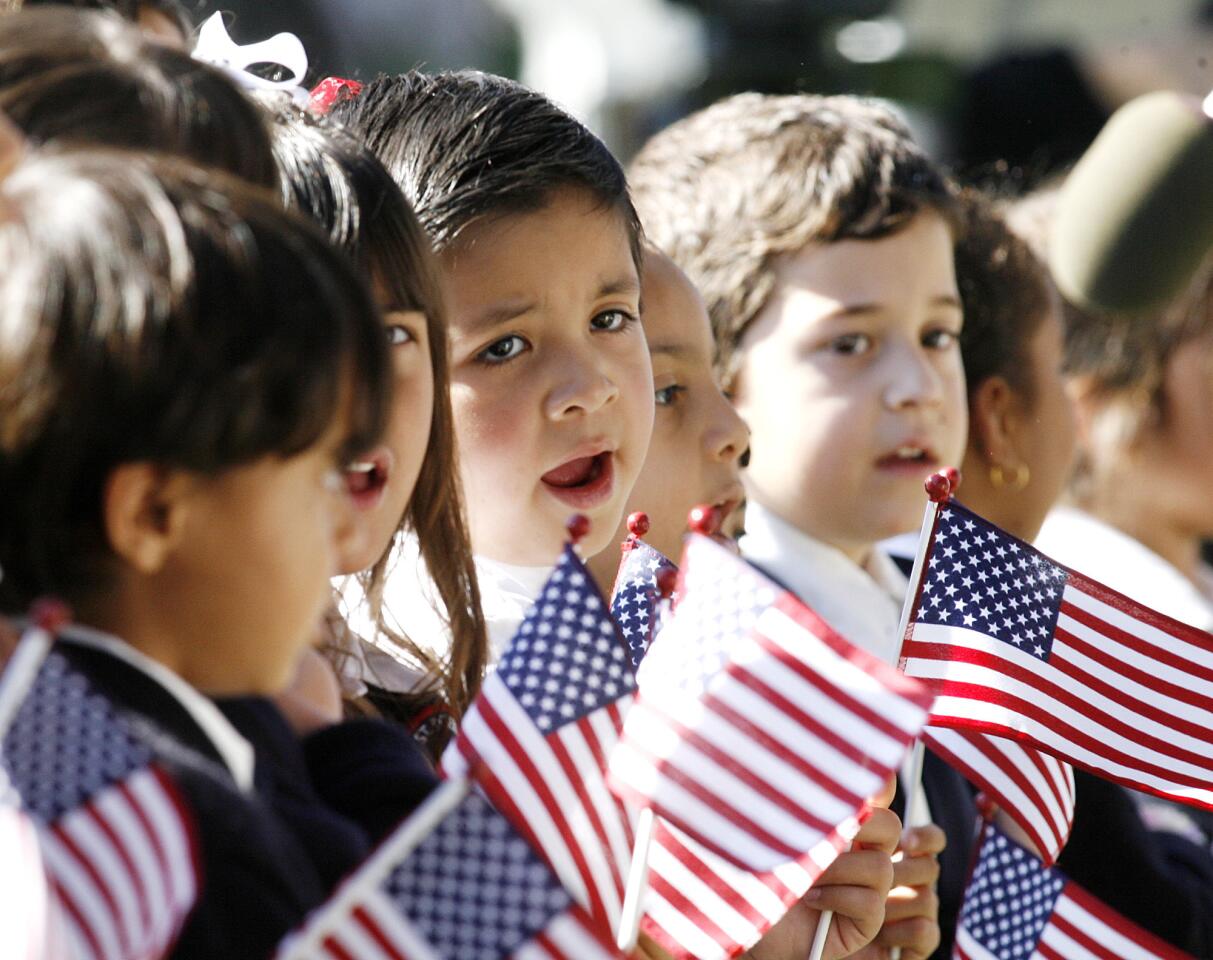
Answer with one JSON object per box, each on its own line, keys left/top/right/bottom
{"left": 102, "top": 464, "right": 196, "bottom": 575}
{"left": 968, "top": 375, "right": 1018, "bottom": 466}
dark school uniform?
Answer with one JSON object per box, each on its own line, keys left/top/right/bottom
{"left": 217, "top": 695, "right": 439, "bottom": 889}
{"left": 52, "top": 629, "right": 334, "bottom": 959}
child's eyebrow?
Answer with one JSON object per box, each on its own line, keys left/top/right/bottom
{"left": 598, "top": 276, "right": 641, "bottom": 299}
{"left": 466, "top": 298, "right": 536, "bottom": 334}
{"left": 649, "top": 342, "right": 697, "bottom": 360}
{"left": 818, "top": 294, "right": 962, "bottom": 321}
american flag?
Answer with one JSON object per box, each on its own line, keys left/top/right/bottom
{"left": 441, "top": 545, "right": 636, "bottom": 936}
{"left": 954, "top": 821, "right": 1193, "bottom": 960}
{"left": 899, "top": 500, "right": 1213, "bottom": 815}
{"left": 610, "top": 533, "right": 932, "bottom": 872}
{"left": 922, "top": 727, "right": 1074, "bottom": 864}
{"left": 275, "top": 783, "right": 625, "bottom": 960}
{"left": 610, "top": 537, "right": 677, "bottom": 670}
{"left": 2, "top": 650, "right": 199, "bottom": 960}
{"left": 604, "top": 548, "right": 839, "bottom": 960}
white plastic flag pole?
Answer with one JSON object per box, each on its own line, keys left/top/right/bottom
{"left": 616, "top": 806, "right": 656, "bottom": 951}
{"left": 807, "top": 880, "right": 838, "bottom": 960}
{"left": 889, "top": 470, "right": 955, "bottom": 960}
{"left": 0, "top": 600, "right": 69, "bottom": 738}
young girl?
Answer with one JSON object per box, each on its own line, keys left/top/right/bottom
{"left": 331, "top": 70, "right": 656, "bottom": 661}
{"left": 1008, "top": 188, "right": 1213, "bottom": 956}
{"left": 585, "top": 247, "right": 749, "bottom": 593}
{"left": 263, "top": 101, "right": 488, "bottom": 751}
{"left": 0, "top": 148, "right": 391, "bottom": 958}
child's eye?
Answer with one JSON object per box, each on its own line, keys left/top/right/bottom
{"left": 829, "top": 333, "right": 872, "bottom": 355}
{"left": 386, "top": 324, "right": 414, "bottom": 346}
{"left": 655, "top": 384, "right": 685, "bottom": 407}
{"left": 923, "top": 328, "right": 960, "bottom": 350}
{"left": 476, "top": 334, "right": 529, "bottom": 365}
{"left": 590, "top": 309, "right": 635, "bottom": 333}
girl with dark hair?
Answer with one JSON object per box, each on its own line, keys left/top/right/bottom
{"left": 259, "top": 100, "right": 489, "bottom": 756}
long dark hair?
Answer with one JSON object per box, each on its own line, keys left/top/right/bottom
{"left": 265, "top": 101, "right": 488, "bottom": 723}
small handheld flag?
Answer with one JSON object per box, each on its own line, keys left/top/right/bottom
{"left": 275, "top": 779, "right": 625, "bottom": 960}
{"left": 442, "top": 516, "right": 637, "bottom": 936}
{"left": 955, "top": 821, "right": 1193, "bottom": 960}
{"left": 900, "top": 498, "right": 1213, "bottom": 816}
{"left": 610, "top": 512, "right": 678, "bottom": 671}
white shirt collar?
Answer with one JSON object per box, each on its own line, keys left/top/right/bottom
{"left": 739, "top": 500, "right": 908, "bottom": 665}
{"left": 58, "top": 624, "right": 255, "bottom": 792}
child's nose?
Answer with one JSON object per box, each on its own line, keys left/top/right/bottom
{"left": 705, "top": 393, "right": 750, "bottom": 464}
{"left": 884, "top": 343, "right": 945, "bottom": 410}
{"left": 543, "top": 352, "right": 620, "bottom": 420}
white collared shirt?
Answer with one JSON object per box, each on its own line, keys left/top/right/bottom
{"left": 336, "top": 534, "right": 552, "bottom": 695}
{"left": 58, "top": 624, "right": 255, "bottom": 792}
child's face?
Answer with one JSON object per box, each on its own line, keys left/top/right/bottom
{"left": 441, "top": 187, "right": 655, "bottom": 565}
{"left": 733, "top": 211, "right": 967, "bottom": 561}
{"left": 337, "top": 309, "right": 434, "bottom": 574}
{"left": 613, "top": 251, "right": 748, "bottom": 562}
{"left": 163, "top": 420, "right": 359, "bottom": 694}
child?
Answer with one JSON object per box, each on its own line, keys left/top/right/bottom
{"left": 331, "top": 70, "right": 656, "bottom": 658}
{"left": 263, "top": 102, "right": 487, "bottom": 748}
{"left": 0, "top": 7, "right": 276, "bottom": 187}
{"left": 586, "top": 246, "right": 749, "bottom": 593}
{"left": 0, "top": 149, "right": 391, "bottom": 957}
{"left": 630, "top": 92, "right": 970, "bottom": 960}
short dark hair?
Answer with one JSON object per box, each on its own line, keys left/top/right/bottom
{"left": 0, "top": 150, "right": 391, "bottom": 612}
{"left": 629, "top": 93, "right": 958, "bottom": 384}
{"left": 3, "top": 0, "right": 192, "bottom": 37}
{"left": 954, "top": 189, "right": 1053, "bottom": 404}
{"left": 329, "top": 70, "right": 642, "bottom": 266}
{"left": 0, "top": 7, "right": 276, "bottom": 187}
{"left": 264, "top": 101, "right": 489, "bottom": 720}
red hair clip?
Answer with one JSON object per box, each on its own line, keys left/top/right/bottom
{"left": 308, "top": 77, "right": 364, "bottom": 115}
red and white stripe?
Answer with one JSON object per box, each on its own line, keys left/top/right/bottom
{"left": 37, "top": 766, "right": 197, "bottom": 960}
{"left": 639, "top": 817, "right": 859, "bottom": 960}
{"left": 922, "top": 727, "right": 1074, "bottom": 863}
{"left": 955, "top": 882, "right": 1194, "bottom": 960}
{"left": 441, "top": 674, "right": 634, "bottom": 933}
{"left": 904, "top": 571, "right": 1213, "bottom": 811}
{"left": 613, "top": 592, "right": 931, "bottom": 871}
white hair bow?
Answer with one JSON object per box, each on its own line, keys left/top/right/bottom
{"left": 192, "top": 12, "right": 309, "bottom": 105}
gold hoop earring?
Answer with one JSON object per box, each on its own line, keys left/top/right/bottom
{"left": 989, "top": 463, "right": 1030, "bottom": 492}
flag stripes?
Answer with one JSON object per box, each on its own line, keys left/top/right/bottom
{"left": 901, "top": 500, "right": 1213, "bottom": 816}
{"left": 38, "top": 766, "right": 196, "bottom": 960}
{"left": 922, "top": 728, "right": 1074, "bottom": 863}
{"left": 614, "top": 589, "right": 930, "bottom": 871}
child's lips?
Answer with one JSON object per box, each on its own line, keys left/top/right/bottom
{"left": 875, "top": 443, "right": 939, "bottom": 473}
{"left": 344, "top": 448, "right": 393, "bottom": 510}
{"left": 540, "top": 451, "right": 615, "bottom": 509}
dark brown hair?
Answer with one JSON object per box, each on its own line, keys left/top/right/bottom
{"left": 329, "top": 69, "right": 643, "bottom": 268}
{"left": 265, "top": 102, "right": 488, "bottom": 721}
{"left": 629, "top": 93, "right": 959, "bottom": 384}
{"left": 954, "top": 189, "right": 1054, "bottom": 405}
{"left": 0, "top": 150, "right": 391, "bottom": 612}
{"left": 0, "top": 7, "right": 276, "bottom": 187}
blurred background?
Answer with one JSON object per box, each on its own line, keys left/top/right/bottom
{"left": 189, "top": 0, "right": 1213, "bottom": 185}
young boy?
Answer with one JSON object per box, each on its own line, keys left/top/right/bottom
{"left": 0, "top": 151, "right": 392, "bottom": 958}
{"left": 630, "top": 92, "right": 973, "bottom": 960}
{"left": 586, "top": 247, "right": 750, "bottom": 593}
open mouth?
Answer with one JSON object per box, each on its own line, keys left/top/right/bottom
{"left": 344, "top": 449, "right": 392, "bottom": 510}
{"left": 540, "top": 451, "right": 615, "bottom": 509}
{"left": 875, "top": 444, "right": 939, "bottom": 471}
